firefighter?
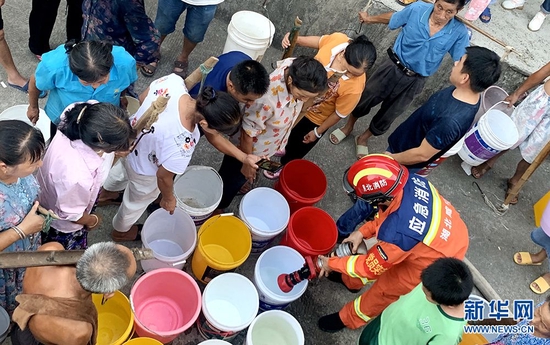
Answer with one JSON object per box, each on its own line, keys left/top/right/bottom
{"left": 317, "top": 154, "right": 469, "bottom": 332}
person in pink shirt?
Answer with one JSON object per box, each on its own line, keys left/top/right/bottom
{"left": 37, "top": 101, "right": 133, "bottom": 249}
{"left": 513, "top": 202, "right": 550, "bottom": 294}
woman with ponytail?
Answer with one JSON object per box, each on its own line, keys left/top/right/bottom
{"left": 37, "top": 101, "right": 133, "bottom": 249}
{"left": 100, "top": 73, "right": 247, "bottom": 242}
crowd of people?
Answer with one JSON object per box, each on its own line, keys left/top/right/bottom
{"left": 0, "top": 0, "right": 548, "bottom": 343}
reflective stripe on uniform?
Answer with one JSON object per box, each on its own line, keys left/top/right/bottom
{"left": 354, "top": 296, "right": 372, "bottom": 322}
{"left": 346, "top": 256, "right": 369, "bottom": 285}
{"left": 423, "top": 182, "right": 442, "bottom": 246}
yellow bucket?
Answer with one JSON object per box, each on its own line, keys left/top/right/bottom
{"left": 534, "top": 190, "right": 550, "bottom": 227}
{"left": 459, "top": 333, "right": 489, "bottom": 345}
{"left": 192, "top": 215, "right": 252, "bottom": 283}
{"left": 93, "top": 291, "right": 134, "bottom": 345}
{"left": 123, "top": 337, "right": 163, "bottom": 345}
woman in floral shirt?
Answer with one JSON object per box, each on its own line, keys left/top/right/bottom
{"left": 0, "top": 120, "right": 47, "bottom": 315}
{"left": 216, "top": 56, "right": 327, "bottom": 210}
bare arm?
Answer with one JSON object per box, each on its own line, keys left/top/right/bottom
{"left": 505, "top": 61, "right": 550, "bottom": 105}
{"left": 359, "top": 11, "right": 393, "bottom": 24}
{"left": 139, "top": 86, "right": 150, "bottom": 104}
{"left": 203, "top": 130, "right": 259, "bottom": 181}
{"left": 303, "top": 112, "right": 341, "bottom": 144}
{"left": 387, "top": 139, "right": 439, "bottom": 165}
{"left": 0, "top": 202, "right": 44, "bottom": 252}
{"left": 281, "top": 34, "right": 322, "bottom": 49}
{"left": 156, "top": 165, "right": 177, "bottom": 214}
{"left": 73, "top": 213, "right": 100, "bottom": 231}
{"left": 27, "top": 75, "right": 41, "bottom": 124}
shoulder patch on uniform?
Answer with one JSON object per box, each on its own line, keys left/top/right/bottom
{"left": 376, "top": 245, "right": 388, "bottom": 261}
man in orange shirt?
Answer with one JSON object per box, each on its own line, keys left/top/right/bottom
{"left": 317, "top": 155, "right": 469, "bottom": 332}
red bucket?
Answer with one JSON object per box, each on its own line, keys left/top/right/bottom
{"left": 280, "top": 207, "right": 337, "bottom": 257}
{"left": 274, "top": 159, "right": 327, "bottom": 214}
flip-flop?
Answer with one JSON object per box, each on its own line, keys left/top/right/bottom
{"left": 471, "top": 162, "right": 492, "bottom": 179}
{"left": 355, "top": 136, "right": 369, "bottom": 160}
{"left": 513, "top": 252, "right": 542, "bottom": 266}
{"left": 480, "top": 7, "right": 491, "bottom": 23}
{"left": 530, "top": 276, "right": 550, "bottom": 294}
{"left": 97, "top": 192, "right": 124, "bottom": 207}
{"left": 173, "top": 60, "right": 189, "bottom": 79}
{"left": 263, "top": 169, "right": 281, "bottom": 180}
{"left": 329, "top": 128, "right": 348, "bottom": 145}
{"left": 140, "top": 59, "right": 159, "bottom": 78}
{"left": 8, "top": 81, "right": 47, "bottom": 98}
{"left": 273, "top": 149, "right": 286, "bottom": 157}
{"left": 396, "top": 0, "right": 416, "bottom": 5}
{"left": 505, "top": 179, "right": 519, "bottom": 205}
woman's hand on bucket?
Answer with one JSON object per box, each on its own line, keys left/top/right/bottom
{"left": 318, "top": 255, "right": 332, "bottom": 278}
{"left": 160, "top": 196, "right": 177, "bottom": 215}
{"left": 343, "top": 231, "right": 365, "bottom": 254}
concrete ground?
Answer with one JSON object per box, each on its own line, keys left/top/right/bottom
{"left": 0, "top": 0, "right": 549, "bottom": 344}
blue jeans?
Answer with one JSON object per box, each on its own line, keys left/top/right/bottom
{"left": 337, "top": 199, "right": 376, "bottom": 237}
{"left": 531, "top": 227, "right": 550, "bottom": 269}
{"left": 542, "top": 0, "right": 550, "bottom": 14}
{"left": 155, "top": 0, "right": 217, "bottom": 43}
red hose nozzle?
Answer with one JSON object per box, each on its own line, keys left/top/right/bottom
{"left": 276, "top": 256, "right": 319, "bottom": 293}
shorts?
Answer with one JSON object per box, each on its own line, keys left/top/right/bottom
{"left": 154, "top": 0, "right": 217, "bottom": 43}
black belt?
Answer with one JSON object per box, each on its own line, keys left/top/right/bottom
{"left": 387, "top": 48, "right": 418, "bottom": 77}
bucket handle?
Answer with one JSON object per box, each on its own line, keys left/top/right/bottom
{"left": 171, "top": 259, "right": 187, "bottom": 267}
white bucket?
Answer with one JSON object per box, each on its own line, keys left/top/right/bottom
{"left": 140, "top": 208, "right": 197, "bottom": 272}
{"left": 245, "top": 310, "right": 305, "bottom": 345}
{"left": 467, "top": 295, "right": 498, "bottom": 342}
{"left": 198, "top": 340, "right": 232, "bottom": 345}
{"left": 239, "top": 187, "right": 290, "bottom": 253}
{"left": 222, "top": 11, "right": 275, "bottom": 62}
{"left": 198, "top": 273, "right": 259, "bottom": 341}
{"left": 473, "top": 86, "right": 514, "bottom": 125}
{"left": 254, "top": 246, "right": 308, "bottom": 311}
{"left": 174, "top": 166, "right": 223, "bottom": 225}
{"left": 0, "top": 105, "right": 51, "bottom": 142}
{"left": 124, "top": 96, "right": 140, "bottom": 116}
{"left": 458, "top": 109, "right": 519, "bottom": 167}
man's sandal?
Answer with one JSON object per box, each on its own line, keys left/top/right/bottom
{"left": 355, "top": 136, "right": 369, "bottom": 160}
{"left": 513, "top": 252, "right": 542, "bottom": 266}
{"left": 471, "top": 162, "right": 492, "bottom": 179}
{"left": 530, "top": 276, "right": 550, "bottom": 294}
{"left": 505, "top": 179, "right": 519, "bottom": 205}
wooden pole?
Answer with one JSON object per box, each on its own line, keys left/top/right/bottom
{"left": 464, "top": 258, "right": 501, "bottom": 301}
{"left": 503, "top": 140, "right": 550, "bottom": 206}
{"left": 184, "top": 56, "right": 219, "bottom": 91}
{"left": 282, "top": 17, "right": 303, "bottom": 60}
{"left": 0, "top": 248, "right": 155, "bottom": 269}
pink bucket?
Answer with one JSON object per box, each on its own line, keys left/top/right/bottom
{"left": 130, "top": 268, "right": 201, "bottom": 343}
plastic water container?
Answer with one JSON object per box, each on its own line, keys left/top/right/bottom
{"left": 472, "top": 86, "right": 514, "bottom": 125}
{"left": 92, "top": 291, "right": 134, "bottom": 345}
{"left": 245, "top": 310, "right": 305, "bottom": 345}
{"left": 130, "top": 269, "right": 201, "bottom": 343}
{"left": 123, "top": 338, "right": 163, "bottom": 345}
{"left": 191, "top": 215, "right": 252, "bottom": 283}
{"left": 140, "top": 208, "right": 197, "bottom": 272}
{"left": 254, "top": 246, "right": 308, "bottom": 311}
{"left": 124, "top": 96, "right": 140, "bottom": 116}
{"left": 274, "top": 159, "right": 328, "bottom": 214}
{"left": 198, "top": 341, "right": 232, "bottom": 345}
{"left": 0, "top": 306, "right": 9, "bottom": 343}
{"left": 239, "top": 187, "right": 290, "bottom": 253}
{"left": 0, "top": 104, "right": 51, "bottom": 142}
{"left": 280, "top": 207, "right": 338, "bottom": 257}
{"left": 174, "top": 166, "right": 223, "bottom": 225}
{"left": 223, "top": 11, "right": 275, "bottom": 62}
{"left": 198, "top": 273, "right": 259, "bottom": 341}
{"left": 458, "top": 109, "right": 519, "bottom": 170}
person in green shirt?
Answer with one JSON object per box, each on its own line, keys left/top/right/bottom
{"left": 359, "top": 257, "right": 473, "bottom": 345}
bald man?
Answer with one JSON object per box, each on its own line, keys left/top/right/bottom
{"left": 11, "top": 242, "right": 137, "bottom": 345}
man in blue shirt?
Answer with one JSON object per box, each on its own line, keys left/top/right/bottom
{"left": 188, "top": 51, "right": 269, "bottom": 106}
{"left": 329, "top": 0, "right": 469, "bottom": 158}
{"left": 387, "top": 46, "right": 501, "bottom": 171}
{"left": 336, "top": 47, "right": 501, "bottom": 240}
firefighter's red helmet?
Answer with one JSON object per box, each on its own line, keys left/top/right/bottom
{"left": 343, "top": 154, "right": 409, "bottom": 204}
